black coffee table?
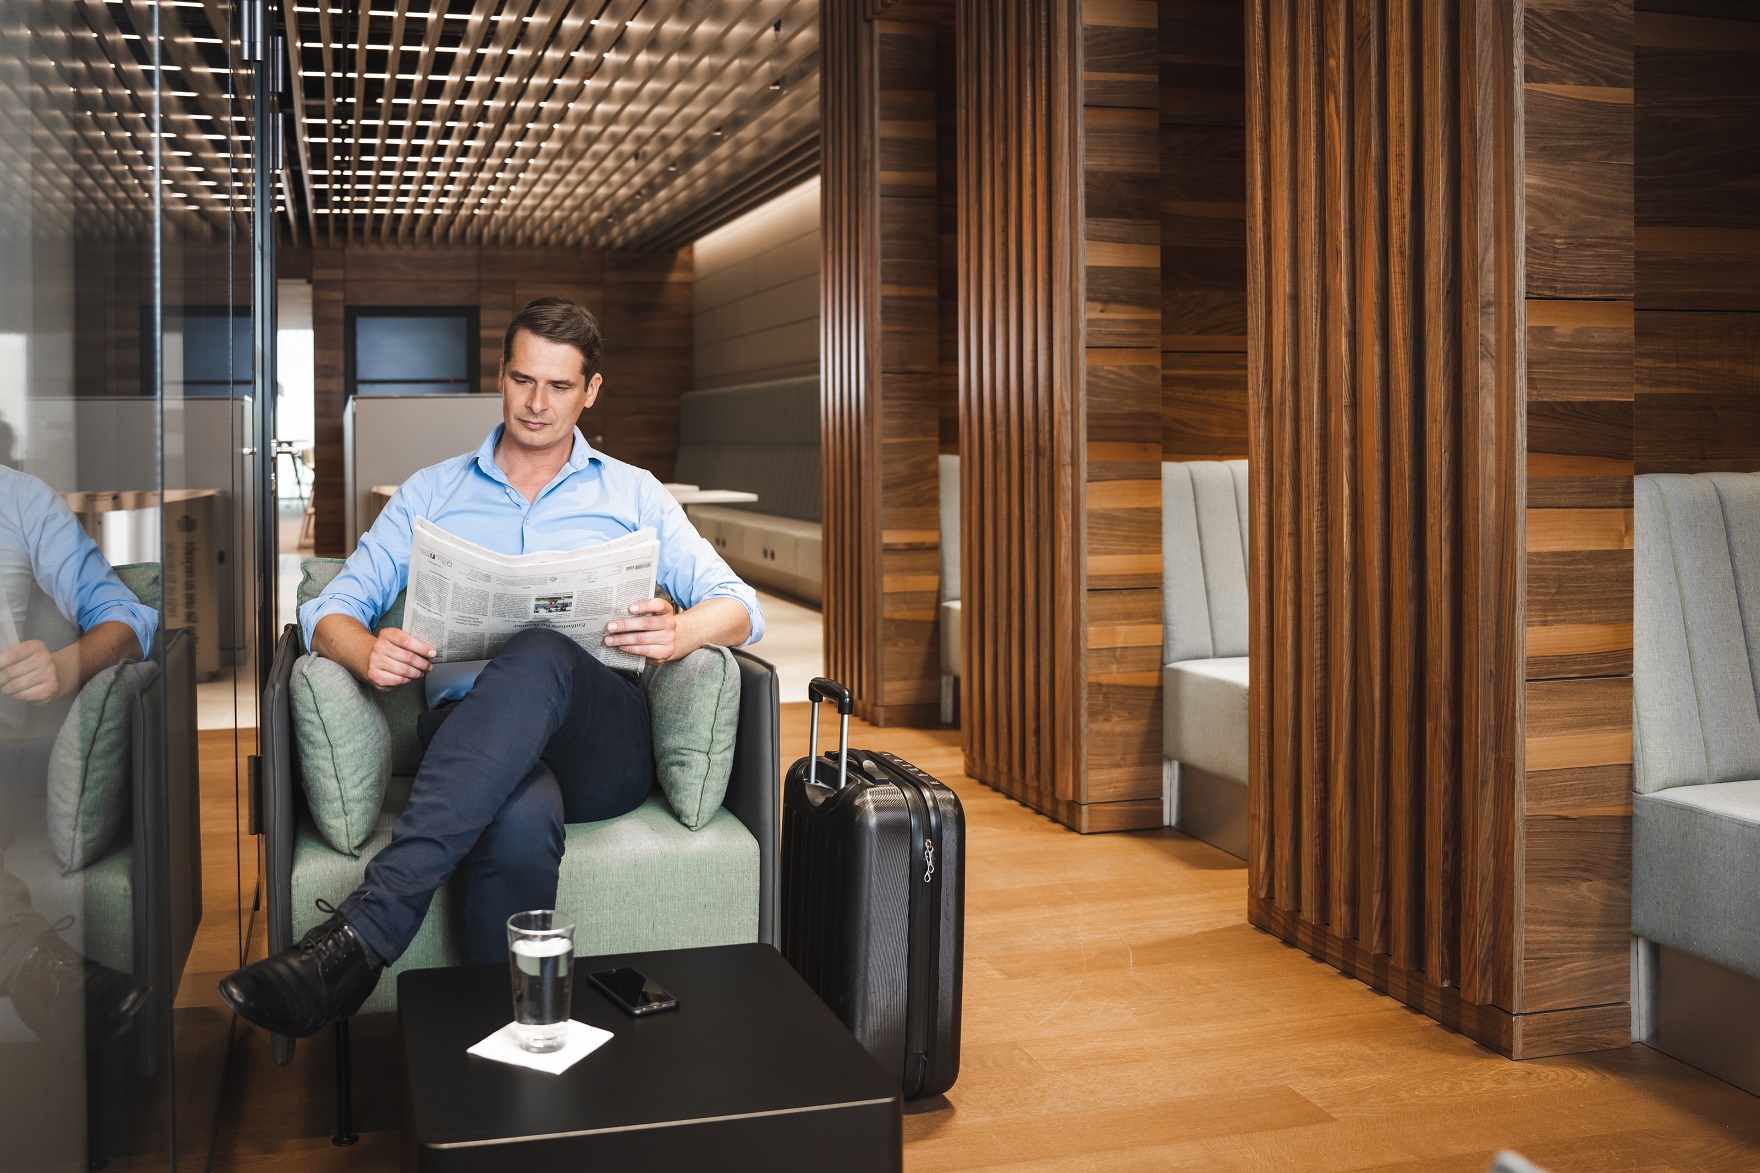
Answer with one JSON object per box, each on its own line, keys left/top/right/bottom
{"left": 397, "top": 943, "right": 903, "bottom": 1172}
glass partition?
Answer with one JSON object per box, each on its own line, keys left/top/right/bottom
{"left": 0, "top": 0, "right": 263, "bottom": 1167}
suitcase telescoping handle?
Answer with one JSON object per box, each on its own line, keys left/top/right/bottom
{"left": 806, "top": 677, "right": 852, "bottom": 790}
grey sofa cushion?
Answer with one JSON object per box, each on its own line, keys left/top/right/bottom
{"left": 1633, "top": 473, "right": 1760, "bottom": 793}
{"left": 1163, "top": 657, "right": 1249, "bottom": 782}
{"left": 673, "top": 378, "right": 821, "bottom": 523}
{"left": 1634, "top": 780, "right": 1760, "bottom": 982}
{"left": 1163, "top": 460, "right": 1250, "bottom": 663}
{"left": 941, "top": 599, "right": 961, "bottom": 679}
{"left": 939, "top": 454, "right": 960, "bottom": 604}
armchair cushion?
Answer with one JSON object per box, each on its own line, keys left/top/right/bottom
{"left": 298, "top": 558, "right": 425, "bottom": 773}
{"left": 642, "top": 646, "right": 741, "bottom": 830}
{"left": 291, "top": 654, "right": 392, "bottom": 856}
{"left": 46, "top": 660, "right": 156, "bottom": 873}
{"left": 291, "top": 783, "right": 759, "bottom": 1015}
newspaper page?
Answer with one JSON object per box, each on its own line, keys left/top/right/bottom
{"left": 405, "top": 518, "right": 659, "bottom": 674}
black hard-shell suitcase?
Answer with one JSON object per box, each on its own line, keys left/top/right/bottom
{"left": 781, "top": 677, "right": 965, "bottom": 1098}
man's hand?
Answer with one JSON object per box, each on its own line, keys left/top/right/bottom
{"left": 0, "top": 640, "right": 66, "bottom": 703}
{"left": 364, "top": 628, "right": 436, "bottom": 691}
{"left": 605, "top": 598, "right": 681, "bottom": 666}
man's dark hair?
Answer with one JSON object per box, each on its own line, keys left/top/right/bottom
{"left": 503, "top": 297, "right": 603, "bottom": 382}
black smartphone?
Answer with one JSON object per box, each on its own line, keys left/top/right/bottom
{"left": 587, "top": 966, "right": 679, "bottom": 1016}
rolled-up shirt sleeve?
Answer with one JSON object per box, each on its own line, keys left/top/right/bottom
{"left": 643, "top": 477, "right": 764, "bottom": 646}
{"left": 27, "top": 483, "right": 158, "bottom": 659}
{"left": 299, "top": 481, "right": 419, "bottom": 650}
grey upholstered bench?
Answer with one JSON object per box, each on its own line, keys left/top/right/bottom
{"left": 939, "top": 453, "right": 961, "bottom": 725}
{"left": 1162, "top": 460, "right": 1250, "bottom": 858}
{"left": 673, "top": 377, "right": 822, "bottom": 604}
{"left": 1633, "top": 471, "right": 1760, "bottom": 1095}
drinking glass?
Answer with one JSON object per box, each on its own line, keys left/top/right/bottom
{"left": 506, "top": 910, "right": 575, "bottom": 1053}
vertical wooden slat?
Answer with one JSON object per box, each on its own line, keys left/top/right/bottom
{"left": 1267, "top": 0, "right": 1304, "bottom": 912}
{"left": 1381, "top": 0, "right": 1425, "bottom": 974}
{"left": 1245, "top": 0, "right": 1277, "bottom": 900}
{"left": 1322, "top": 0, "right": 1359, "bottom": 939}
{"left": 1350, "top": 0, "right": 1390, "bottom": 953}
{"left": 1418, "top": 0, "right": 1461, "bottom": 990}
{"left": 1294, "top": 0, "right": 1330, "bottom": 927}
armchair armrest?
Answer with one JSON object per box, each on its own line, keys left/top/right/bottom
{"left": 726, "top": 648, "right": 781, "bottom": 946}
{"left": 259, "top": 623, "right": 302, "bottom": 1064}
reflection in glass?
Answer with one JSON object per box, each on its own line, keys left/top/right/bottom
{"left": 0, "top": 0, "right": 256, "bottom": 1167}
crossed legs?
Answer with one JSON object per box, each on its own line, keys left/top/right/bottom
{"left": 338, "top": 627, "right": 653, "bottom": 967}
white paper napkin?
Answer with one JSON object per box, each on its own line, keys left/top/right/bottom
{"left": 466, "top": 1020, "right": 613, "bottom": 1075}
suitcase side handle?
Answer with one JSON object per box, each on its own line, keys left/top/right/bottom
{"left": 807, "top": 677, "right": 852, "bottom": 790}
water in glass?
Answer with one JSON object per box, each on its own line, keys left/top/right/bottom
{"left": 506, "top": 911, "right": 575, "bottom": 1052}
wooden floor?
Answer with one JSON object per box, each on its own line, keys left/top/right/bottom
{"left": 208, "top": 706, "right": 1760, "bottom": 1171}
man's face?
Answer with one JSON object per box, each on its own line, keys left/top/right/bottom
{"left": 497, "top": 329, "right": 602, "bottom": 456}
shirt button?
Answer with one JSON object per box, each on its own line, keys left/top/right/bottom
{"left": 524, "top": 518, "right": 531, "bottom": 526}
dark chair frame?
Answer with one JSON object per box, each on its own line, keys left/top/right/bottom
{"left": 255, "top": 624, "right": 782, "bottom": 1143}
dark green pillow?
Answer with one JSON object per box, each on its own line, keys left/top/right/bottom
{"left": 642, "top": 647, "right": 741, "bottom": 830}
{"left": 47, "top": 661, "right": 157, "bottom": 873}
{"left": 290, "top": 654, "right": 392, "bottom": 856}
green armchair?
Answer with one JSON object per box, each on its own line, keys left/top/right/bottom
{"left": 257, "top": 558, "right": 782, "bottom": 1141}
{"left": 1, "top": 565, "right": 198, "bottom": 1168}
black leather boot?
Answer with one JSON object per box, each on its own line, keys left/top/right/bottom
{"left": 9, "top": 932, "right": 150, "bottom": 1050}
{"left": 217, "top": 904, "right": 383, "bottom": 1037}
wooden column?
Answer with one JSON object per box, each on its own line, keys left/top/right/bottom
{"left": 1160, "top": 0, "right": 1249, "bottom": 460}
{"left": 1246, "top": 0, "right": 1633, "bottom": 1058}
{"left": 954, "top": 0, "right": 1164, "bottom": 831}
{"left": 821, "top": 0, "right": 945, "bottom": 728}
{"left": 1633, "top": 3, "right": 1760, "bottom": 469}
{"left": 1516, "top": 0, "right": 1636, "bottom": 1053}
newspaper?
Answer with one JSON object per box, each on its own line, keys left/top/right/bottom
{"left": 405, "top": 518, "right": 659, "bottom": 675}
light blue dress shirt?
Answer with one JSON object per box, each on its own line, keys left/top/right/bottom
{"left": 300, "top": 426, "right": 764, "bottom": 701}
{"left": 0, "top": 466, "right": 158, "bottom": 660}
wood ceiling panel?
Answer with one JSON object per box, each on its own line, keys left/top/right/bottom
{"left": 286, "top": 0, "right": 821, "bottom": 247}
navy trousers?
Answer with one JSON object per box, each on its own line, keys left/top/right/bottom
{"left": 339, "top": 627, "right": 654, "bottom": 967}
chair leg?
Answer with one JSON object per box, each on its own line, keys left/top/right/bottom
{"left": 332, "top": 1018, "right": 358, "bottom": 1147}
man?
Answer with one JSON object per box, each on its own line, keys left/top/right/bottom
{"left": 0, "top": 464, "right": 159, "bottom": 1046}
{"left": 219, "top": 298, "right": 763, "bottom": 1037}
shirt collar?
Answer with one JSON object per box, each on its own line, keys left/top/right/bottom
{"left": 474, "top": 424, "right": 600, "bottom": 487}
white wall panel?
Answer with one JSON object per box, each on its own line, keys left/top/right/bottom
{"left": 692, "top": 178, "right": 819, "bottom": 389}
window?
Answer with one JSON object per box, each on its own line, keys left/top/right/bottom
{"left": 149, "top": 306, "right": 253, "bottom": 397}
{"left": 346, "top": 306, "right": 479, "bottom": 396}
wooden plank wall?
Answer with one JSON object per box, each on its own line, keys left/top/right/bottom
{"left": 301, "top": 242, "right": 691, "bottom": 556}
{"left": 819, "top": 1, "right": 945, "bottom": 728}
{"left": 1160, "top": 0, "right": 1249, "bottom": 460}
{"left": 1246, "top": 0, "right": 1632, "bottom": 1059}
{"left": 1517, "top": 0, "right": 1637, "bottom": 1053}
{"left": 1633, "top": 3, "right": 1760, "bottom": 471}
{"left": 1082, "top": 0, "right": 1166, "bottom": 827}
